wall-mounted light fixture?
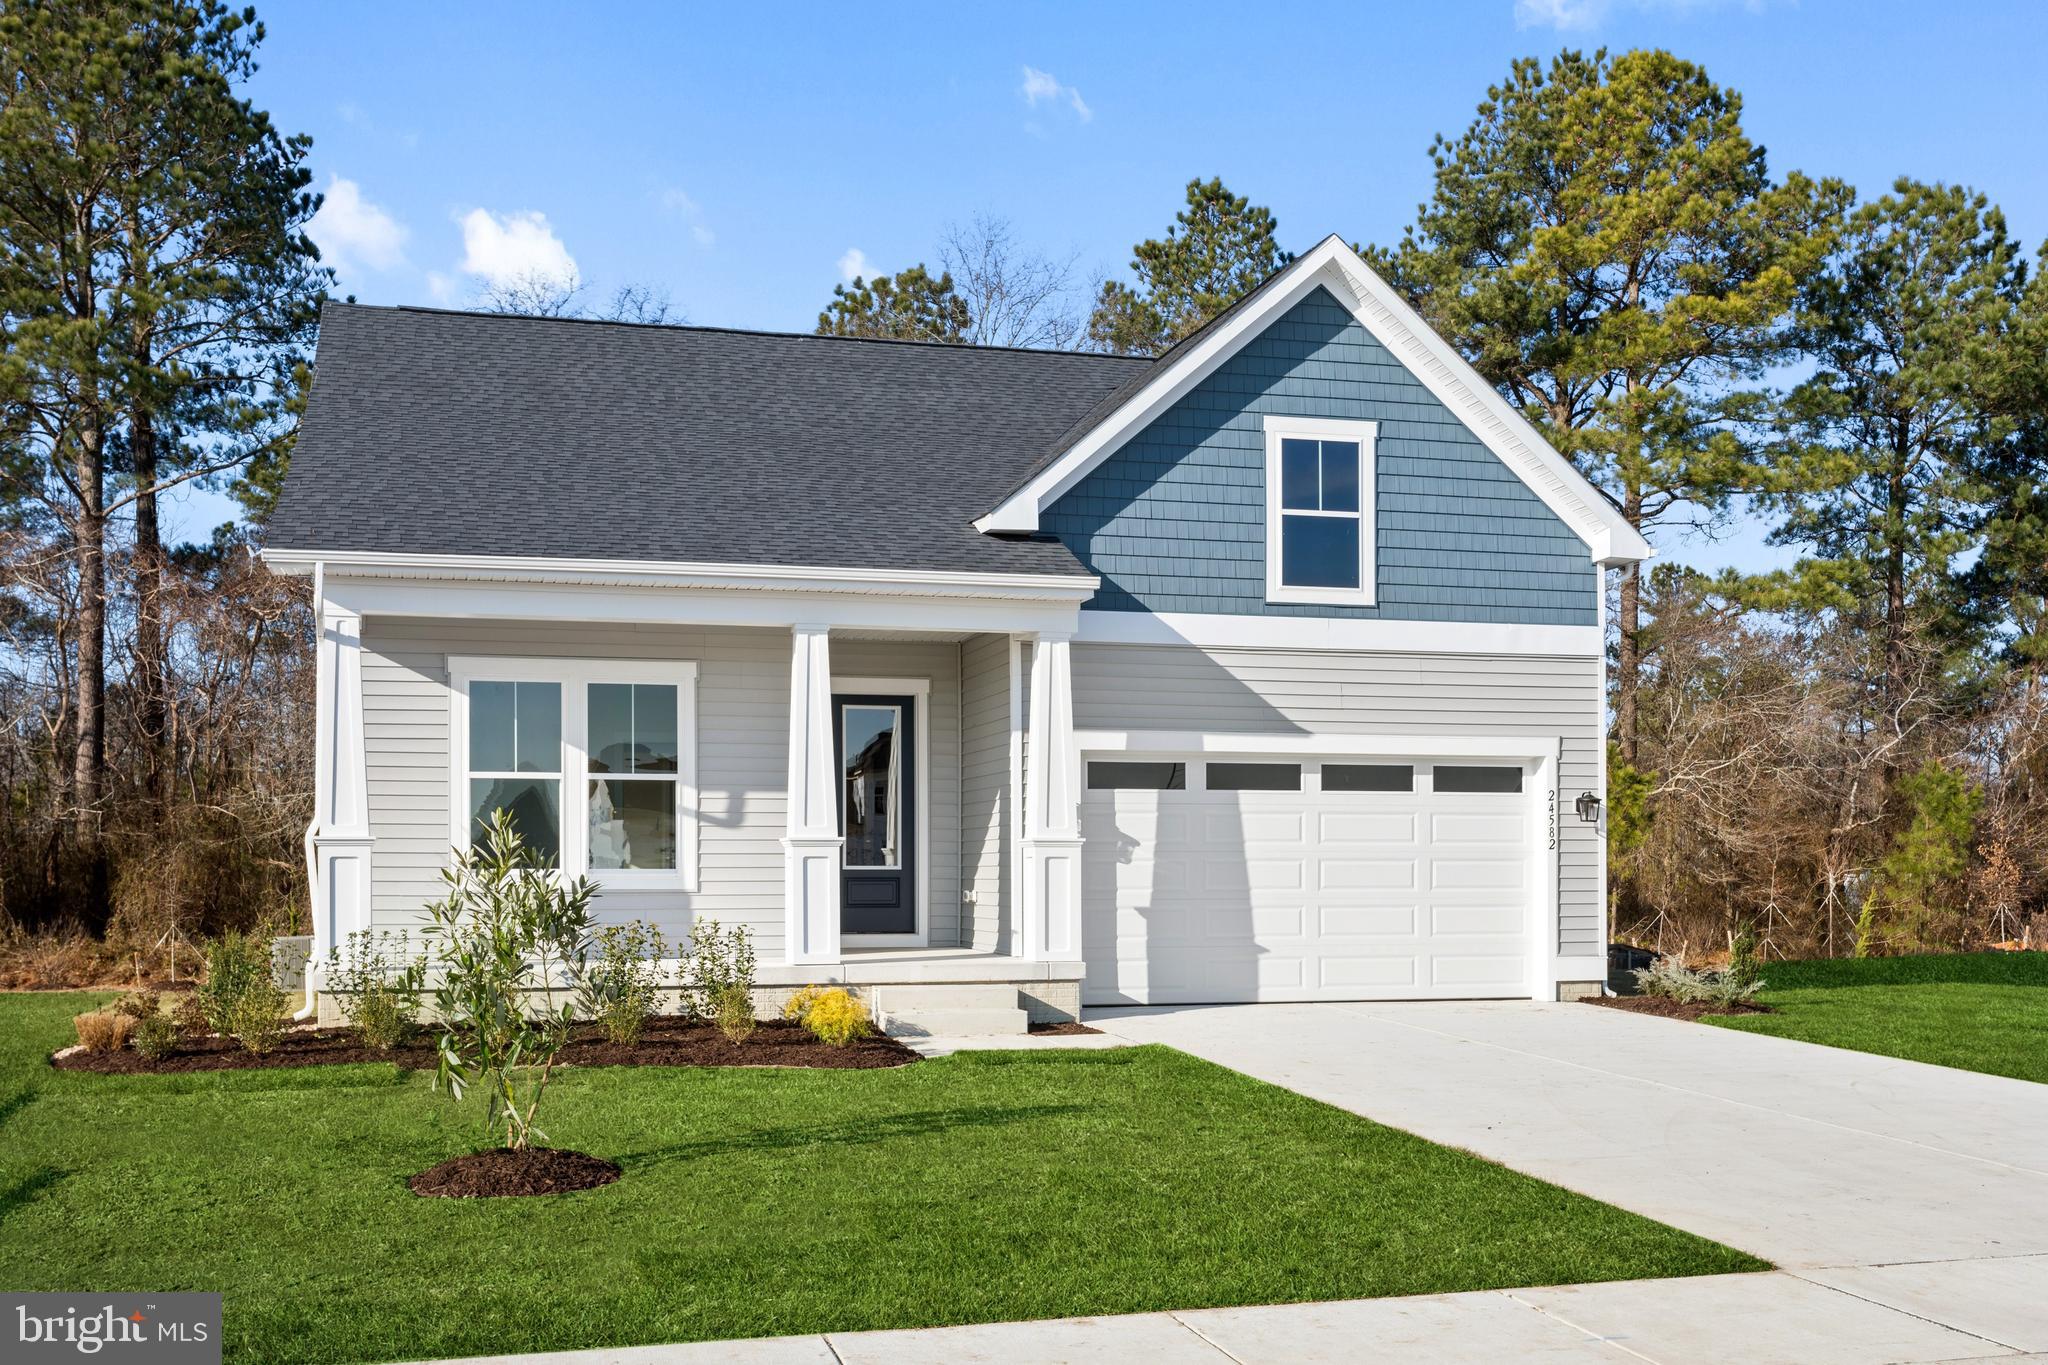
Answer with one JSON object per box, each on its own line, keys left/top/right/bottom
{"left": 1575, "top": 791, "right": 1603, "bottom": 824}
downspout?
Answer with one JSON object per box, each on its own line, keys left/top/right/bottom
{"left": 294, "top": 560, "right": 325, "bottom": 1022}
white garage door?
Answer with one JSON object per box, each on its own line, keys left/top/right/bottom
{"left": 1080, "top": 756, "right": 1534, "bottom": 1004}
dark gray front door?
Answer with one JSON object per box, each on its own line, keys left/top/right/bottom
{"left": 836, "top": 694, "right": 915, "bottom": 934}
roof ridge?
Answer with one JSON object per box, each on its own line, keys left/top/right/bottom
{"left": 325, "top": 300, "right": 1158, "bottom": 364}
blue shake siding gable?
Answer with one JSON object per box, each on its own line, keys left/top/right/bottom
{"left": 1040, "top": 287, "right": 1598, "bottom": 625}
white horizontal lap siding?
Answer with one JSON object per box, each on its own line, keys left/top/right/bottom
{"left": 360, "top": 618, "right": 791, "bottom": 958}
{"left": 959, "top": 634, "right": 1012, "bottom": 953}
{"left": 1070, "top": 642, "right": 1604, "bottom": 958}
{"left": 830, "top": 637, "right": 964, "bottom": 948}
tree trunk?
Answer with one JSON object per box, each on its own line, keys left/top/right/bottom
{"left": 73, "top": 423, "right": 109, "bottom": 922}
{"left": 1882, "top": 453, "right": 1909, "bottom": 731}
{"left": 132, "top": 397, "right": 170, "bottom": 807}
{"left": 1615, "top": 487, "right": 1645, "bottom": 766}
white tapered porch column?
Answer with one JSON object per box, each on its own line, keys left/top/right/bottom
{"left": 783, "top": 624, "right": 843, "bottom": 965}
{"left": 307, "top": 572, "right": 374, "bottom": 969}
{"left": 1020, "top": 632, "right": 1083, "bottom": 961}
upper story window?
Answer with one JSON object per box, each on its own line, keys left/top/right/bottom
{"left": 450, "top": 658, "right": 699, "bottom": 891}
{"left": 1263, "top": 415, "right": 1378, "bottom": 606}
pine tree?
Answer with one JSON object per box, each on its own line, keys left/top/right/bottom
{"left": 1087, "top": 178, "right": 1291, "bottom": 356}
{"left": 0, "top": 0, "right": 325, "bottom": 910}
{"left": 816, "top": 264, "right": 969, "bottom": 342}
{"left": 1750, "top": 181, "right": 2026, "bottom": 719}
{"left": 1373, "top": 49, "right": 1847, "bottom": 763}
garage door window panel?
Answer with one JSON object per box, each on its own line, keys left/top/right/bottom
{"left": 1434, "top": 765, "right": 1524, "bottom": 793}
{"left": 1323, "top": 763, "right": 1414, "bottom": 793}
{"left": 1087, "top": 761, "right": 1187, "bottom": 790}
{"left": 1207, "top": 762, "right": 1301, "bottom": 792}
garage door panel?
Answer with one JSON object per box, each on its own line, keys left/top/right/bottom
{"left": 1319, "top": 811, "right": 1417, "bottom": 844}
{"left": 1083, "top": 760, "right": 1533, "bottom": 1004}
{"left": 1321, "top": 858, "right": 1418, "bottom": 891}
{"left": 1430, "top": 811, "right": 1525, "bottom": 844}
{"left": 1319, "top": 904, "right": 1419, "bottom": 937}
{"left": 1431, "top": 904, "right": 1524, "bottom": 935}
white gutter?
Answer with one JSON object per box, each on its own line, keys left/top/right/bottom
{"left": 293, "top": 558, "right": 324, "bottom": 1023}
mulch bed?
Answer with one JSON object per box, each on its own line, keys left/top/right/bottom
{"left": 1586, "top": 994, "right": 1775, "bottom": 1022}
{"left": 410, "top": 1147, "right": 621, "bottom": 1199}
{"left": 52, "top": 1016, "right": 918, "bottom": 1075}
{"left": 1028, "top": 1020, "right": 1102, "bottom": 1036}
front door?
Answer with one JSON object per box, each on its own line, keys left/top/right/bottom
{"left": 836, "top": 694, "right": 916, "bottom": 935}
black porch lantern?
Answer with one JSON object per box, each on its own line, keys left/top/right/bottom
{"left": 1575, "top": 791, "right": 1603, "bottom": 824}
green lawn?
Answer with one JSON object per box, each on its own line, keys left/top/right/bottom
{"left": 1705, "top": 952, "right": 2048, "bottom": 1084}
{"left": 1, "top": 992, "right": 1759, "bottom": 1363}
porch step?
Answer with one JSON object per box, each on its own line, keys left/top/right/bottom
{"left": 871, "top": 983, "right": 1030, "bottom": 1038}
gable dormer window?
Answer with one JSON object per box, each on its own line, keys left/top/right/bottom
{"left": 1263, "top": 415, "right": 1378, "bottom": 606}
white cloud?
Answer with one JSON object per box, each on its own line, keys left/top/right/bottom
{"left": 656, "top": 186, "right": 716, "bottom": 248}
{"left": 425, "top": 270, "right": 456, "bottom": 303}
{"left": 307, "top": 176, "right": 408, "bottom": 275}
{"left": 455, "top": 207, "right": 579, "bottom": 288}
{"left": 1514, "top": 0, "right": 1768, "bottom": 28}
{"left": 1020, "top": 65, "right": 1091, "bottom": 122}
{"left": 838, "top": 247, "right": 871, "bottom": 282}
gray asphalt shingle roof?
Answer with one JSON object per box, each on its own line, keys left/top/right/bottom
{"left": 267, "top": 303, "right": 1156, "bottom": 578}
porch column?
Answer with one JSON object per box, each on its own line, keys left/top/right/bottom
{"left": 307, "top": 577, "right": 374, "bottom": 970}
{"left": 1021, "top": 632, "right": 1083, "bottom": 961}
{"left": 782, "top": 624, "right": 843, "bottom": 965}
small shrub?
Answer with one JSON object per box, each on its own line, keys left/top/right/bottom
{"left": 1633, "top": 952, "right": 1762, "bottom": 1009}
{"left": 784, "top": 984, "right": 872, "bottom": 1047}
{"left": 173, "top": 992, "right": 209, "bottom": 1036}
{"left": 196, "top": 924, "right": 275, "bottom": 1036}
{"left": 326, "top": 930, "right": 427, "bottom": 1051}
{"left": 1726, "top": 922, "right": 1763, "bottom": 994}
{"left": 114, "top": 987, "right": 162, "bottom": 1020}
{"left": 712, "top": 982, "right": 756, "bottom": 1043}
{"left": 428, "top": 810, "right": 598, "bottom": 1152}
{"left": 576, "top": 921, "right": 667, "bottom": 1046}
{"left": 226, "top": 978, "right": 289, "bottom": 1054}
{"left": 74, "top": 1010, "right": 135, "bottom": 1053}
{"left": 132, "top": 1012, "right": 180, "bottom": 1061}
{"left": 689, "top": 918, "right": 756, "bottom": 1021}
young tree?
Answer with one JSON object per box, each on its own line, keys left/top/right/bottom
{"left": 816, "top": 264, "right": 969, "bottom": 342}
{"left": 1751, "top": 181, "right": 2026, "bottom": 721}
{"left": 1087, "top": 177, "right": 1291, "bottom": 356}
{"left": 939, "top": 213, "right": 1082, "bottom": 349}
{"left": 0, "top": 0, "right": 324, "bottom": 907}
{"left": 1374, "top": 49, "right": 1846, "bottom": 762}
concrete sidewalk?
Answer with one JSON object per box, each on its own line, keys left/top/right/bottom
{"left": 414, "top": 1265, "right": 2047, "bottom": 1363}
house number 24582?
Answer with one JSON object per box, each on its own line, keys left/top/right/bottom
{"left": 1547, "top": 789, "right": 1557, "bottom": 851}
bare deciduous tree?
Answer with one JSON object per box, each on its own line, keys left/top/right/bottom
{"left": 939, "top": 213, "right": 1083, "bottom": 349}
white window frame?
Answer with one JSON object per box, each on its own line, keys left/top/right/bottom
{"left": 1263, "top": 414, "right": 1378, "bottom": 607}
{"left": 448, "top": 657, "right": 700, "bottom": 893}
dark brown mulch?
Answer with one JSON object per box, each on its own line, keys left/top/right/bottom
{"left": 1028, "top": 1020, "right": 1102, "bottom": 1036}
{"left": 409, "top": 1147, "right": 621, "bottom": 1199}
{"left": 1585, "top": 994, "right": 1775, "bottom": 1022}
{"left": 52, "top": 1016, "right": 918, "bottom": 1075}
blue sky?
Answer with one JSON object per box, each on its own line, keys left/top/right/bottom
{"left": 190, "top": 0, "right": 2048, "bottom": 570}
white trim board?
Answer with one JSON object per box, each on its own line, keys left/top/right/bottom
{"left": 976, "top": 236, "right": 1651, "bottom": 568}
{"left": 1075, "top": 609, "right": 1601, "bottom": 657}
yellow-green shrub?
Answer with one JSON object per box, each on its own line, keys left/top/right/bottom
{"left": 783, "top": 984, "right": 872, "bottom": 1047}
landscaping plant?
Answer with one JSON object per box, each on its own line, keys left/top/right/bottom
{"left": 131, "top": 1011, "right": 180, "bottom": 1060}
{"left": 426, "top": 810, "right": 597, "bottom": 1152}
{"left": 688, "top": 917, "right": 756, "bottom": 1020}
{"left": 195, "top": 924, "right": 276, "bottom": 1036}
{"left": 72, "top": 1009, "right": 134, "bottom": 1053}
{"left": 1633, "top": 952, "right": 1763, "bottom": 1009}
{"left": 712, "top": 982, "right": 756, "bottom": 1043}
{"left": 783, "top": 985, "right": 873, "bottom": 1047}
{"left": 326, "top": 929, "right": 427, "bottom": 1050}
{"left": 226, "top": 977, "right": 289, "bottom": 1054}
{"left": 113, "top": 988, "right": 162, "bottom": 1020}
{"left": 576, "top": 921, "right": 667, "bottom": 1046}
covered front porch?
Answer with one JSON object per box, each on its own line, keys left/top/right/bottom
{"left": 287, "top": 552, "right": 1098, "bottom": 1028}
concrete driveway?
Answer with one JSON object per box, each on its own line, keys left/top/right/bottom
{"left": 1091, "top": 999, "right": 2048, "bottom": 1356}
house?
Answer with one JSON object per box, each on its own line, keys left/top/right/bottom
{"left": 264, "top": 236, "right": 1649, "bottom": 1034}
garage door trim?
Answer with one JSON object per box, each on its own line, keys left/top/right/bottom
{"left": 1074, "top": 728, "right": 1562, "bottom": 1002}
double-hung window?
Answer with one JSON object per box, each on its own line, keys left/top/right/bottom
{"left": 450, "top": 659, "right": 699, "bottom": 890}
{"left": 1264, "top": 415, "right": 1377, "bottom": 606}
